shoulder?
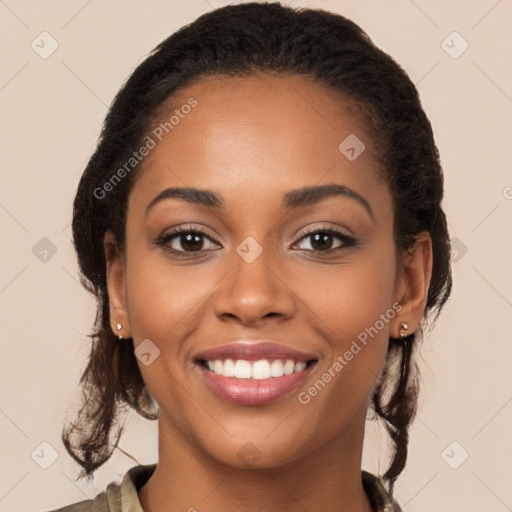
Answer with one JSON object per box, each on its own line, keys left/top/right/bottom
{"left": 48, "top": 492, "right": 111, "bottom": 512}
{"left": 45, "top": 493, "right": 109, "bottom": 512}
{"left": 45, "top": 464, "right": 157, "bottom": 512}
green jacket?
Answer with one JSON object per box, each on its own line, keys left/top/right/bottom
{"left": 46, "top": 464, "right": 403, "bottom": 512}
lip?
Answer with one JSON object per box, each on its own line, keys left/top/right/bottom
{"left": 197, "top": 362, "right": 316, "bottom": 405}
{"left": 194, "top": 341, "right": 317, "bottom": 363}
{"left": 194, "top": 341, "right": 318, "bottom": 405}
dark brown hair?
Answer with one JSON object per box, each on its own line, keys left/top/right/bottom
{"left": 64, "top": 2, "right": 452, "bottom": 494}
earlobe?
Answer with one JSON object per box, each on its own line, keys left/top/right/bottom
{"left": 393, "top": 232, "right": 433, "bottom": 339}
{"left": 103, "top": 230, "right": 131, "bottom": 339}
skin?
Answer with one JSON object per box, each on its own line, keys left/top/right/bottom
{"left": 104, "top": 73, "right": 432, "bottom": 512}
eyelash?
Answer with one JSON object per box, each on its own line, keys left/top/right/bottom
{"left": 155, "top": 225, "right": 358, "bottom": 257}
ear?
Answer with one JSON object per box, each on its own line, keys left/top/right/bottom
{"left": 392, "top": 232, "right": 433, "bottom": 339}
{"left": 104, "top": 230, "right": 130, "bottom": 339}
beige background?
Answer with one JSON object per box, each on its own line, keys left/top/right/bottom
{"left": 1, "top": 0, "right": 511, "bottom": 511}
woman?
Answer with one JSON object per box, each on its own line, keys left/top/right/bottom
{"left": 49, "top": 3, "right": 452, "bottom": 511}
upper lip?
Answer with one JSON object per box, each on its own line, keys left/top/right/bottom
{"left": 194, "top": 341, "right": 318, "bottom": 363}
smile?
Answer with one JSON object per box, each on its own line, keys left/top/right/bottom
{"left": 194, "top": 341, "right": 318, "bottom": 405}
{"left": 201, "top": 358, "right": 313, "bottom": 379}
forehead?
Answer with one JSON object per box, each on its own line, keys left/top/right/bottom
{"left": 129, "top": 72, "right": 390, "bottom": 216}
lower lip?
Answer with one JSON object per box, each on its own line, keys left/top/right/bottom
{"left": 197, "top": 363, "right": 314, "bottom": 405}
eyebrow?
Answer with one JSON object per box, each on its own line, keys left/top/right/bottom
{"left": 145, "top": 183, "right": 374, "bottom": 220}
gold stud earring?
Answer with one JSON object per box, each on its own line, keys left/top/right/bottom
{"left": 116, "top": 322, "right": 123, "bottom": 340}
{"left": 399, "top": 321, "right": 409, "bottom": 339}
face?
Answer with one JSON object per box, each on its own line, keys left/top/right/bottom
{"left": 106, "top": 73, "right": 427, "bottom": 470}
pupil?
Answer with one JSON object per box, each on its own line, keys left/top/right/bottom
{"left": 182, "top": 233, "right": 202, "bottom": 251}
{"left": 178, "top": 233, "right": 334, "bottom": 252}
{"left": 311, "top": 233, "right": 332, "bottom": 251}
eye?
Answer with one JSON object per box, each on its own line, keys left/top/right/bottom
{"left": 293, "top": 226, "right": 357, "bottom": 253}
{"left": 156, "top": 226, "right": 220, "bottom": 254}
{"left": 155, "top": 224, "right": 358, "bottom": 256}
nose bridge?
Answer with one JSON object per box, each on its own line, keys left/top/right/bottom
{"left": 213, "top": 234, "right": 294, "bottom": 324}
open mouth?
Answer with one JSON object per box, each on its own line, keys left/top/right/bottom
{"left": 196, "top": 358, "right": 318, "bottom": 379}
{"left": 193, "top": 341, "right": 319, "bottom": 405}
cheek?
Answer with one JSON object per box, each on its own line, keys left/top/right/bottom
{"left": 124, "top": 227, "right": 397, "bottom": 430}
{"left": 125, "top": 246, "right": 217, "bottom": 345}
{"left": 288, "top": 266, "right": 396, "bottom": 452}
{"left": 292, "top": 244, "right": 396, "bottom": 408}
{"left": 294, "top": 243, "right": 397, "bottom": 348}
{"left": 123, "top": 249, "right": 217, "bottom": 419}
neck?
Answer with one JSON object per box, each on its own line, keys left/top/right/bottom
{"left": 138, "top": 409, "right": 373, "bottom": 512}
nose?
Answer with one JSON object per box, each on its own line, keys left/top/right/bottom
{"left": 213, "top": 244, "right": 295, "bottom": 326}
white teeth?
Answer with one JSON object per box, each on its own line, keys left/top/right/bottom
{"left": 204, "top": 358, "right": 310, "bottom": 378}
{"left": 283, "top": 360, "right": 295, "bottom": 375}
{"left": 270, "top": 359, "right": 284, "bottom": 377}
{"left": 294, "top": 361, "right": 307, "bottom": 372}
{"left": 252, "top": 360, "right": 271, "bottom": 379}
{"left": 234, "top": 359, "right": 252, "bottom": 379}
{"left": 213, "top": 360, "right": 223, "bottom": 374}
{"left": 223, "top": 358, "right": 235, "bottom": 377}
